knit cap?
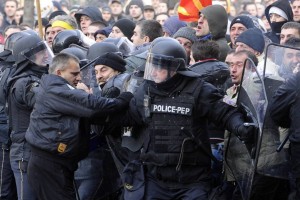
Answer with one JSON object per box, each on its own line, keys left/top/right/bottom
{"left": 94, "top": 52, "right": 126, "bottom": 72}
{"left": 113, "top": 18, "right": 136, "bottom": 40}
{"left": 230, "top": 15, "right": 255, "bottom": 30}
{"left": 127, "top": 0, "right": 144, "bottom": 10}
{"left": 163, "top": 16, "right": 187, "bottom": 37}
{"left": 235, "top": 28, "right": 265, "bottom": 54}
{"left": 94, "top": 27, "right": 112, "bottom": 38}
{"left": 173, "top": 27, "right": 197, "bottom": 43}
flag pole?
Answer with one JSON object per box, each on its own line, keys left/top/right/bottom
{"left": 35, "top": 0, "right": 43, "bottom": 39}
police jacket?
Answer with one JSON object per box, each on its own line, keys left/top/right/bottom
{"left": 25, "top": 74, "right": 128, "bottom": 163}
{"left": 113, "top": 74, "right": 244, "bottom": 183}
{"left": 8, "top": 64, "right": 47, "bottom": 162}
{"left": 0, "top": 59, "right": 13, "bottom": 145}
{"left": 270, "top": 72, "right": 300, "bottom": 142}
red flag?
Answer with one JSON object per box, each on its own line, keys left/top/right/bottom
{"left": 178, "top": 0, "right": 212, "bottom": 22}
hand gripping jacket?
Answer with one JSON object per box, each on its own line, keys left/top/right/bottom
{"left": 140, "top": 78, "right": 211, "bottom": 170}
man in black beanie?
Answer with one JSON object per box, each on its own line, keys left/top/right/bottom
{"left": 229, "top": 15, "right": 255, "bottom": 49}
{"left": 110, "top": 18, "right": 136, "bottom": 40}
{"left": 94, "top": 52, "right": 127, "bottom": 87}
{"left": 127, "top": 0, "right": 144, "bottom": 22}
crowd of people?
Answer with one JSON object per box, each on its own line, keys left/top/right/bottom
{"left": 0, "top": 0, "right": 300, "bottom": 200}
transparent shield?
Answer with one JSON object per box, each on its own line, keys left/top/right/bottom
{"left": 225, "top": 58, "right": 268, "bottom": 200}
{"left": 144, "top": 53, "right": 182, "bottom": 83}
{"left": 263, "top": 43, "right": 300, "bottom": 80}
{"left": 259, "top": 44, "right": 296, "bottom": 179}
{"left": 24, "top": 41, "right": 54, "bottom": 66}
{"left": 81, "top": 65, "right": 97, "bottom": 88}
{"left": 116, "top": 37, "right": 134, "bottom": 57}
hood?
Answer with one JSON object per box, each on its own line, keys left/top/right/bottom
{"left": 74, "top": 6, "right": 103, "bottom": 23}
{"left": 201, "top": 5, "right": 228, "bottom": 40}
{"left": 265, "top": 0, "right": 293, "bottom": 25}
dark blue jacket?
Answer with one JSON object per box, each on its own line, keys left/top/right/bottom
{"left": 25, "top": 74, "right": 126, "bottom": 162}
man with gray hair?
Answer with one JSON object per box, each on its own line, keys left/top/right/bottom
{"left": 50, "top": 14, "right": 78, "bottom": 40}
{"left": 25, "top": 53, "right": 133, "bottom": 200}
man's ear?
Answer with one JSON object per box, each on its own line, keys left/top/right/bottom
{"left": 56, "top": 69, "right": 62, "bottom": 76}
{"left": 144, "top": 35, "right": 150, "bottom": 43}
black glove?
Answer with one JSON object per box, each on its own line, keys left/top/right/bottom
{"left": 236, "top": 123, "right": 258, "bottom": 143}
{"left": 102, "top": 87, "right": 120, "bottom": 98}
{"left": 115, "top": 92, "right": 133, "bottom": 107}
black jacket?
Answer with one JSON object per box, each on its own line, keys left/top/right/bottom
{"left": 25, "top": 74, "right": 127, "bottom": 163}
{"left": 190, "top": 60, "right": 231, "bottom": 94}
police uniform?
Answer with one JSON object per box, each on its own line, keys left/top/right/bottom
{"left": 114, "top": 73, "right": 248, "bottom": 199}
{"left": 115, "top": 37, "right": 252, "bottom": 199}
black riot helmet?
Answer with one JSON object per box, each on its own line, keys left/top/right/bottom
{"left": 52, "top": 30, "right": 83, "bottom": 54}
{"left": 87, "top": 42, "right": 120, "bottom": 61}
{"left": 144, "top": 37, "right": 188, "bottom": 83}
{"left": 13, "top": 34, "right": 54, "bottom": 66}
{"left": 4, "top": 32, "right": 30, "bottom": 52}
{"left": 0, "top": 32, "right": 30, "bottom": 62}
{"left": 61, "top": 46, "right": 88, "bottom": 67}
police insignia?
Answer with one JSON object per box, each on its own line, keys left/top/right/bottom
{"left": 151, "top": 103, "right": 192, "bottom": 116}
{"left": 124, "top": 183, "right": 133, "bottom": 190}
{"left": 57, "top": 143, "right": 67, "bottom": 153}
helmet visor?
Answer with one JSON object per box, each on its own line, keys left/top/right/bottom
{"left": 24, "top": 41, "right": 54, "bottom": 66}
{"left": 144, "top": 53, "right": 181, "bottom": 83}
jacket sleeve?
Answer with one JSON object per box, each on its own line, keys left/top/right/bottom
{"left": 13, "top": 77, "right": 38, "bottom": 109}
{"left": 269, "top": 75, "right": 298, "bottom": 128}
{"left": 196, "top": 81, "right": 243, "bottom": 132}
{"left": 45, "top": 87, "right": 123, "bottom": 118}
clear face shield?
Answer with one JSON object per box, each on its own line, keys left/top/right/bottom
{"left": 24, "top": 41, "right": 54, "bottom": 67}
{"left": 144, "top": 53, "right": 183, "bottom": 83}
{"left": 116, "top": 37, "right": 134, "bottom": 57}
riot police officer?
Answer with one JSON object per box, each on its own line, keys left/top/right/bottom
{"left": 8, "top": 33, "right": 54, "bottom": 200}
{"left": 0, "top": 31, "right": 27, "bottom": 200}
{"left": 108, "top": 37, "right": 256, "bottom": 199}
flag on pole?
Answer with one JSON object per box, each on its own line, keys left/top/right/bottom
{"left": 178, "top": 0, "right": 212, "bottom": 22}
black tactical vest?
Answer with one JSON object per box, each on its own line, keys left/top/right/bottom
{"left": 141, "top": 79, "right": 210, "bottom": 168}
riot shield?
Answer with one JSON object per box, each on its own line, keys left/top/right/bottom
{"left": 225, "top": 58, "right": 268, "bottom": 200}
{"left": 80, "top": 56, "right": 98, "bottom": 88}
{"left": 258, "top": 44, "right": 298, "bottom": 179}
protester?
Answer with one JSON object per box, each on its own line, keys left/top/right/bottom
{"left": 25, "top": 53, "right": 133, "bottom": 200}
{"left": 109, "top": 18, "right": 136, "bottom": 41}
{"left": 196, "top": 5, "right": 230, "bottom": 62}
